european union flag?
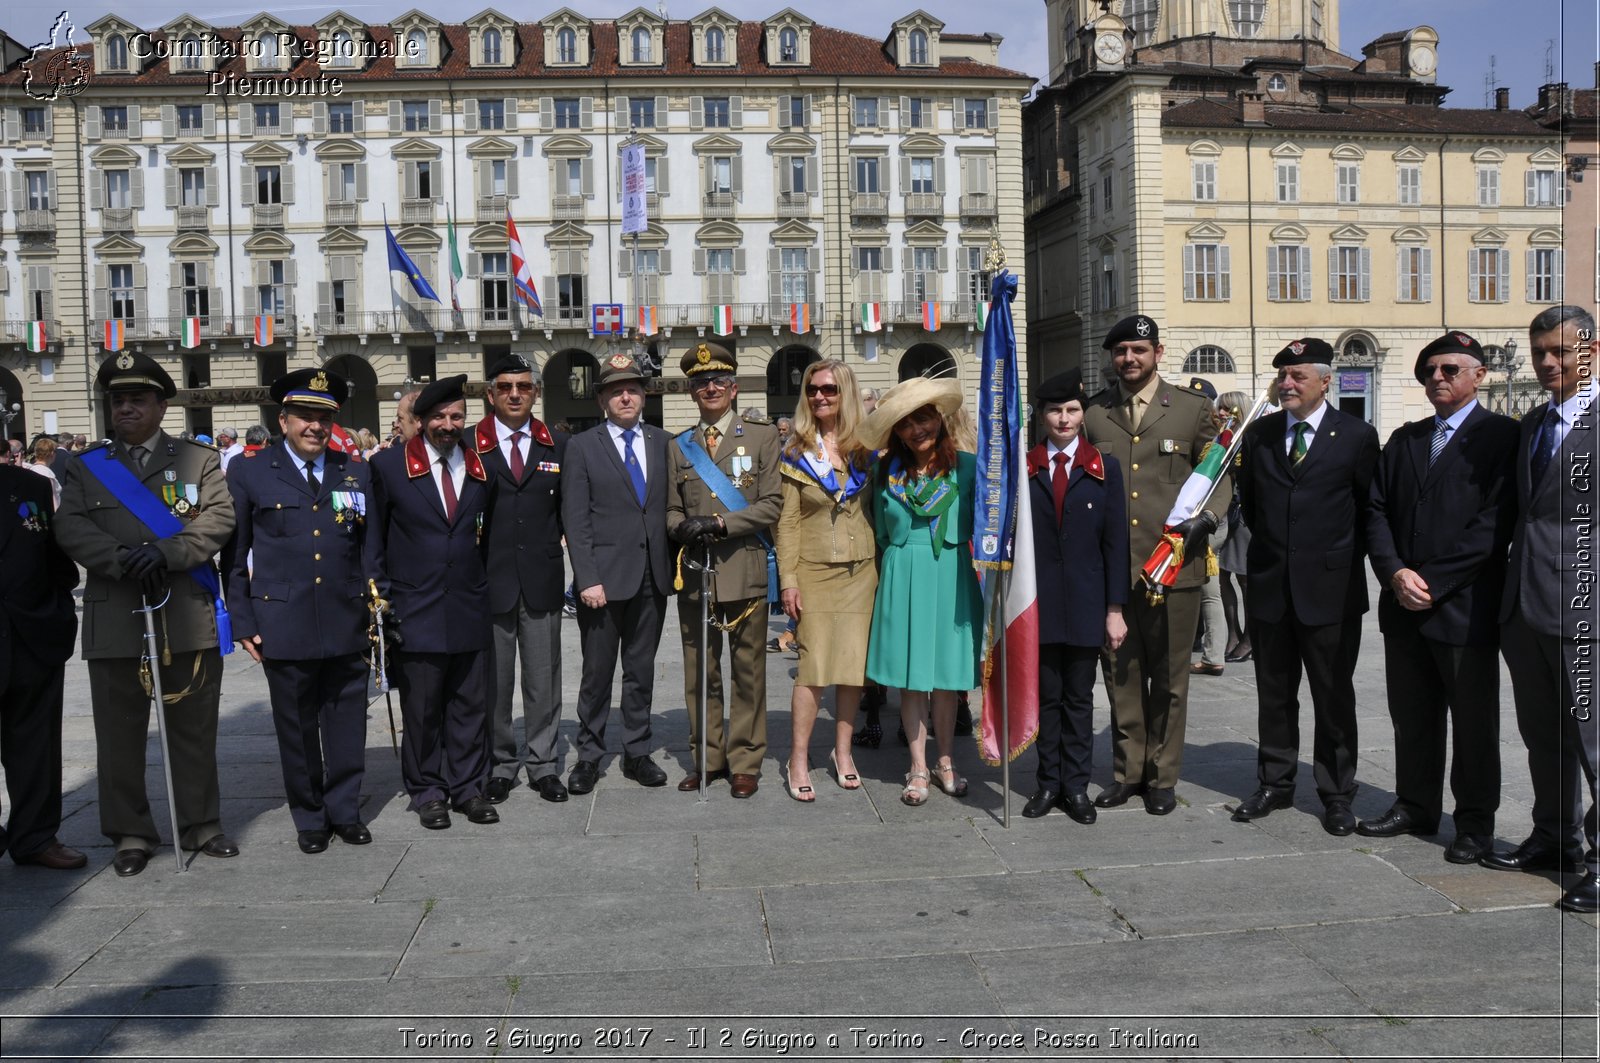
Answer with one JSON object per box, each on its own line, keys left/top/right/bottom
{"left": 385, "top": 220, "right": 440, "bottom": 303}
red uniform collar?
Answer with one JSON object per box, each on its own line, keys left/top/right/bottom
{"left": 1027, "top": 439, "right": 1106, "bottom": 481}
{"left": 404, "top": 434, "right": 487, "bottom": 481}
{"left": 473, "top": 414, "right": 554, "bottom": 454}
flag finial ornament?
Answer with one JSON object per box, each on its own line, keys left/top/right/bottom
{"left": 984, "top": 235, "right": 1006, "bottom": 273}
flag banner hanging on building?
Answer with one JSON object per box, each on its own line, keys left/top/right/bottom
{"left": 506, "top": 213, "right": 543, "bottom": 315}
{"left": 975, "top": 300, "right": 991, "bottom": 331}
{"left": 638, "top": 305, "right": 658, "bottom": 336}
{"left": 253, "top": 315, "right": 273, "bottom": 346}
{"left": 921, "top": 300, "right": 940, "bottom": 332}
{"left": 27, "top": 321, "right": 47, "bottom": 353}
{"left": 103, "top": 319, "right": 124, "bottom": 351}
{"left": 384, "top": 217, "right": 440, "bottom": 303}
{"left": 789, "top": 302, "right": 810, "bottom": 334}
{"left": 180, "top": 317, "right": 202, "bottom": 349}
{"left": 973, "top": 271, "right": 1040, "bottom": 766}
{"left": 712, "top": 304, "right": 734, "bottom": 336}
{"left": 446, "top": 207, "right": 464, "bottom": 313}
{"left": 592, "top": 303, "right": 624, "bottom": 335}
{"left": 621, "top": 144, "right": 648, "bottom": 235}
{"left": 859, "top": 302, "right": 882, "bottom": 333}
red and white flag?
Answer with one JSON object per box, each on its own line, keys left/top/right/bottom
{"left": 26, "top": 321, "right": 46, "bottom": 353}
{"left": 180, "top": 317, "right": 202, "bottom": 349}
{"left": 507, "top": 213, "right": 543, "bottom": 314}
{"left": 921, "top": 300, "right": 940, "bottom": 332}
{"left": 253, "top": 314, "right": 273, "bottom": 346}
{"left": 859, "top": 302, "right": 882, "bottom": 333}
{"left": 789, "top": 302, "right": 810, "bottom": 334}
{"left": 638, "top": 305, "right": 658, "bottom": 336}
{"left": 712, "top": 304, "right": 734, "bottom": 336}
{"left": 103, "top": 319, "right": 124, "bottom": 351}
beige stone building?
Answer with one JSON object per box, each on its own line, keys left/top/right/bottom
{"left": 1025, "top": 0, "right": 1573, "bottom": 436}
{"left": 0, "top": 7, "right": 1030, "bottom": 441}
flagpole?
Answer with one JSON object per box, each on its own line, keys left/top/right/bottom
{"left": 383, "top": 208, "right": 399, "bottom": 335}
{"left": 999, "top": 565, "right": 1011, "bottom": 829}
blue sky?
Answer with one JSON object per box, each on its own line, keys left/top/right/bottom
{"left": 4, "top": 1, "right": 1596, "bottom": 108}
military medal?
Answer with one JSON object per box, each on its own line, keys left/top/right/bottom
{"left": 174, "top": 499, "right": 192, "bottom": 515}
{"left": 164, "top": 469, "right": 177, "bottom": 482}
{"left": 161, "top": 483, "right": 178, "bottom": 506}
{"left": 17, "top": 500, "right": 45, "bottom": 533}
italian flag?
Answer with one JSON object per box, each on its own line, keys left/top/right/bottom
{"left": 446, "top": 206, "right": 464, "bottom": 312}
{"left": 103, "top": 319, "right": 124, "bottom": 351}
{"left": 712, "top": 304, "right": 734, "bottom": 336}
{"left": 859, "top": 302, "right": 882, "bottom": 333}
{"left": 26, "top": 321, "right": 46, "bottom": 353}
{"left": 789, "top": 302, "right": 810, "bottom": 334}
{"left": 975, "top": 300, "right": 991, "bottom": 330}
{"left": 180, "top": 317, "right": 202, "bottom": 349}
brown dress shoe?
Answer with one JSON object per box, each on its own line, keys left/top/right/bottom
{"left": 14, "top": 840, "right": 88, "bottom": 870}
{"left": 729, "top": 773, "right": 759, "bottom": 799}
{"left": 678, "top": 768, "right": 729, "bottom": 792}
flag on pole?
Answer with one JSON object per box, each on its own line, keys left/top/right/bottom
{"left": 975, "top": 300, "right": 991, "bottom": 331}
{"left": 638, "top": 305, "right": 658, "bottom": 336}
{"left": 712, "top": 304, "right": 734, "bottom": 336}
{"left": 103, "top": 319, "right": 124, "bottom": 351}
{"left": 385, "top": 218, "right": 440, "bottom": 302}
{"left": 507, "top": 213, "right": 542, "bottom": 315}
{"left": 973, "top": 271, "right": 1040, "bottom": 766}
{"left": 921, "top": 300, "right": 940, "bottom": 332}
{"left": 859, "top": 302, "right": 882, "bottom": 333}
{"left": 180, "top": 317, "right": 202, "bottom": 349}
{"left": 26, "top": 321, "right": 47, "bottom": 353}
{"left": 446, "top": 206, "right": 464, "bottom": 312}
{"left": 789, "top": 302, "right": 810, "bottom": 334}
{"left": 253, "top": 314, "right": 273, "bottom": 346}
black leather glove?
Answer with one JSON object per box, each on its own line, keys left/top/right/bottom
{"left": 1171, "top": 510, "right": 1220, "bottom": 561}
{"left": 671, "top": 514, "right": 722, "bottom": 545}
{"left": 382, "top": 609, "right": 403, "bottom": 651}
{"left": 120, "top": 543, "right": 166, "bottom": 580}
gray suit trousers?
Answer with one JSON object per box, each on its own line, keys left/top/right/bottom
{"left": 490, "top": 598, "right": 564, "bottom": 782}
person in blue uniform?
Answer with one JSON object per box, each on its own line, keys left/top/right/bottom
{"left": 226, "top": 367, "right": 380, "bottom": 854}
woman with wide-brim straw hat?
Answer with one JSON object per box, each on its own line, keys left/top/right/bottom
{"left": 859, "top": 376, "right": 982, "bottom": 806}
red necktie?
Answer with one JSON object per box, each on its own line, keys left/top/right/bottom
{"left": 439, "top": 454, "right": 458, "bottom": 523}
{"left": 1051, "top": 451, "right": 1069, "bottom": 523}
{"left": 509, "top": 429, "right": 526, "bottom": 481}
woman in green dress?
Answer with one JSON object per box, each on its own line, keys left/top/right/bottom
{"left": 859, "top": 377, "right": 983, "bottom": 806}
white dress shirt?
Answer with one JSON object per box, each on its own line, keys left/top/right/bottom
{"left": 424, "top": 438, "right": 466, "bottom": 509}
{"left": 1284, "top": 401, "right": 1330, "bottom": 455}
{"left": 606, "top": 419, "right": 648, "bottom": 484}
{"left": 495, "top": 416, "right": 531, "bottom": 468}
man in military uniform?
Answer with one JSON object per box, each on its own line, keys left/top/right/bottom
{"left": 54, "top": 352, "right": 238, "bottom": 876}
{"left": 1081, "top": 314, "right": 1226, "bottom": 816}
{"left": 226, "top": 368, "right": 379, "bottom": 854}
{"left": 667, "top": 343, "right": 782, "bottom": 798}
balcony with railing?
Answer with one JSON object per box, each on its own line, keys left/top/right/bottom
{"left": 850, "top": 192, "right": 888, "bottom": 217}
{"left": 702, "top": 191, "right": 737, "bottom": 219}
{"left": 134, "top": 314, "right": 297, "bottom": 342}
{"left": 251, "top": 204, "right": 284, "bottom": 229}
{"left": 100, "top": 207, "right": 135, "bottom": 233}
{"left": 175, "top": 206, "right": 210, "bottom": 230}
{"left": 325, "top": 202, "right": 359, "bottom": 227}
{"left": 475, "top": 194, "right": 508, "bottom": 222}
{"left": 401, "top": 199, "right": 435, "bottom": 224}
{"left": 551, "top": 195, "right": 585, "bottom": 221}
{"left": 775, "top": 192, "right": 809, "bottom": 219}
{"left": 960, "top": 193, "right": 997, "bottom": 218}
{"left": 1, "top": 319, "right": 61, "bottom": 346}
{"left": 904, "top": 193, "right": 944, "bottom": 218}
{"left": 16, "top": 210, "right": 55, "bottom": 235}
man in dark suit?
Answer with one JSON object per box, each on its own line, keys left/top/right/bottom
{"left": 1231, "top": 338, "right": 1380, "bottom": 836}
{"left": 560, "top": 353, "right": 674, "bottom": 794}
{"left": 226, "top": 368, "right": 379, "bottom": 854}
{"left": 1357, "top": 332, "right": 1518, "bottom": 863}
{"left": 1482, "top": 305, "right": 1600, "bottom": 913}
{"left": 1024, "top": 369, "right": 1129, "bottom": 824}
{"left": 370, "top": 375, "right": 498, "bottom": 830}
{"left": 0, "top": 463, "right": 85, "bottom": 870}
{"left": 474, "top": 354, "right": 571, "bottom": 805}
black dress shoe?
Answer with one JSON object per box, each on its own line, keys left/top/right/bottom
{"left": 200, "top": 834, "right": 240, "bottom": 858}
{"left": 1480, "top": 837, "right": 1587, "bottom": 873}
{"left": 622, "top": 754, "right": 668, "bottom": 787}
{"left": 1322, "top": 802, "right": 1356, "bottom": 836}
{"left": 454, "top": 796, "right": 501, "bottom": 824}
{"left": 1354, "top": 806, "right": 1437, "bottom": 838}
{"left": 297, "top": 830, "right": 330, "bottom": 854}
{"left": 332, "top": 822, "right": 372, "bottom": 845}
{"left": 532, "top": 775, "right": 569, "bottom": 803}
{"left": 1022, "top": 788, "right": 1060, "bottom": 819}
{"left": 1143, "top": 787, "right": 1177, "bottom": 816}
{"left": 1063, "top": 791, "right": 1098, "bottom": 825}
{"left": 1095, "top": 781, "right": 1144, "bottom": 808}
{"left": 13, "top": 841, "right": 88, "bottom": 870}
{"left": 568, "top": 760, "right": 600, "bottom": 795}
{"left": 418, "top": 799, "right": 452, "bottom": 830}
{"left": 1444, "top": 833, "right": 1493, "bottom": 864}
{"left": 112, "top": 849, "right": 149, "bottom": 877}
{"left": 485, "top": 777, "right": 514, "bottom": 804}
{"left": 1557, "top": 871, "right": 1600, "bottom": 913}
{"left": 1231, "top": 787, "right": 1293, "bottom": 821}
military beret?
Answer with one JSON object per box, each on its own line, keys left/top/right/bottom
{"left": 680, "top": 341, "right": 737, "bottom": 377}
{"left": 1272, "top": 338, "right": 1335, "bottom": 368}
{"left": 1189, "top": 377, "right": 1218, "bottom": 402}
{"left": 1414, "top": 330, "right": 1485, "bottom": 383}
{"left": 1035, "top": 369, "right": 1086, "bottom": 405}
{"left": 97, "top": 351, "right": 176, "bottom": 399}
{"left": 595, "top": 351, "right": 645, "bottom": 390}
{"left": 270, "top": 367, "right": 348, "bottom": 411}
{"left": 486, "top": 353, "right": 536, "bottom": 380}
{"left": 414, "top": 374, "right": 468, "bottom": 416}
{"left": 1101, "top": 314, "right": 1160, "bottom": 349}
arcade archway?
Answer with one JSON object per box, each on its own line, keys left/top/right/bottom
{"left": 543, "top": 349, "right": 602, "bottom": 432}
{"left": 898, "top": 343, "right": 957, "bottom": 381}
{"left": 324, "top": 354, "right": 381, "bottom": 440}
{"left": 765, "top": 345, "right": 820, "bottom": 418}
{"left": 0, "top": 366, "right": 26, "bottom": 445}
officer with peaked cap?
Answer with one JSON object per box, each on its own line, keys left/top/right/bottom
{"left": 54, "top": 352, "right": 238, "bottom": 876}
{"left": 226, "top": 367, "right": 382, "bottom": 854}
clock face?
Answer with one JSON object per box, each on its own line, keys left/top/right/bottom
{"left": 1410, "top": 46, "right": 1436, "bottom": 75}
{"left": 1096, "top": 33, "right": 1126, "bottom": 64}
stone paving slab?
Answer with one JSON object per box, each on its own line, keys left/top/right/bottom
{"left": 1319, "top": 1016, "right": 1599, "bottom": 1060}
{"left": 0, "top": 985, "right": 148, "bottom": 1058}
{"left": 359, "top": 789, "right": 594, "bottom": 840}
{"left": 978, "top": 803, "right": 1297, "bottom": 873}
{"left": 0, "top": 859, "right": 103, "bottom": 910}
{"left": 0, "top": 906, "right": 143, "bottom": 989}
{"left": 62, "top": 840, "right": 408, "bottom": 908}
{"left": 54, "top": 795, "right": 306, "bottom": 853}
{"left": 695, "top": 819, "right": 1001, "bottom": 889}
{"left": 378, "top": 833, "right": 694, "bottom": 902}
{"left": 581, "top": 771, "right": 887, "bottom": 835}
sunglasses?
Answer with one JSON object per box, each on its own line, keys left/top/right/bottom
{"left": 1423, "top": 363, "right": 1474, "bottom": 379}
{"left": 804, "top": 383, "right": 840, "bottom": 397}
{"left": 690, "top": 375, "right": 734, "bottom": 392}
{"left": 494, "top": 381, "right": 535, "bottom": 394}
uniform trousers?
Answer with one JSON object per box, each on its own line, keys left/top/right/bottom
{"left": 1, "top": 648, "right": 67, "bottom": 862}
{"left": 1101, "top": 586, "right": 1201, "bottom": 789}
{"left": 677, "top": 592, "right": 768, "bottom": 777}
{"left": 1248, "top": 606, "right": 1362, "bottom": 805}
{"left": 490, "top": 599, "right": 564, "bottom": 783}
{"left": 262, "top": 653, "right": 370, "bottom": 831}
{"left": 1037, "top": 644, "right": 1100, "bottom": 794}
{"left": 87, "top": 650, "right": 223, "bottom": 852}
{"left": 574, "top": 584, "right": 666, "bottom": 763}
{"left": 395, "top": 649, "right": 490, "bottom": 809}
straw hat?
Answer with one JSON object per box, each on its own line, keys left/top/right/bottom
{"left": 857, "top": 376, "right": 963, "bottom": 451}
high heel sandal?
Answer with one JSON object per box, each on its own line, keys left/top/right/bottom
{"left": 829, "top": 750, "right": 861, "bottom": 790}
{"left": 901, "top": 769, "right": 930, "bottom": 806}
{"left": 932, "top": 758, "right": 968, "bottom": 799}
{"left": 785, "top": 761, "right": 815, "bottom": 803}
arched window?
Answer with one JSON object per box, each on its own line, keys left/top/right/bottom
{"left": 482, "top": 26, "right": 502, "bottom": 64}
{"left": 631, "top": 26, "right": 652, "bottom": 63}
{"left": 1122, "top": 0, "right": 1159, "bottom": 46}
{"left": 557, "top": 26, "right": 577, "bottom": 63}
{"left": 908, "top": 28, "right": 928, "bottom": 64}
{"left": 898, "top": 344, "right": 957, "bottom": 381}
{"left": 258, "top": 32, "right": 279, "bottom": 67}
{"left": 1182, "top": 346, "right": 1236, "bottom": 374}
{"left": 1229, "top": 0, "right": 1266, "bottom": 38}
{"left": 106, "top": 33, "right": 128, "bottom": 70}
{"left": 329, "top": 30, "right": 353, "bottom": 68}
{"left": 179, "top": 34, "right": 202, "bottom": 71}
{"left": 778, "top": 27, "right": 798, "bottom": 61}
{"left": 705, "top": 26, "right": 725, "bottom": 62}
{"left": 406, "top": 28, "right": 427, "bottom": 66}
{"left": 1342, "top": 338, "right": 1370, "bottom": 361}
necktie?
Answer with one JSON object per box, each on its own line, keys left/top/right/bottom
{"left": 1125, "top": 397, "right": 1140, "bottom": 432}
{"left": 438, "top": 453, "right": 458, "bottom": 522}
{"left": 622, "top": 428, "right": 647, "bottom": 506}
{"left": 1427, "top": 418, "right": 1448, "bottom": 467}
{"left": 509, "top": 429, "right": 526, "bottom": 480}
{"left": 306, "top": 462, "right": 321, "bottom": 494}
{"left": 130, "top": 444, "right": 149, "bottom": 472}
{"left": 1051, "top": 451, "right": 1069, "bottom": 523}
{"left": 704, "top": 425, "right": 721, "bottom": 459}
{"left": 1531, "top": 407, "right": 1562, "bottom": 486}
{"left": 1291, "top": 422, "right": 1310, "bottom": 466}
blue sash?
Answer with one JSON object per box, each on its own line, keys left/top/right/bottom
{"left": 83, "top": 447, "right": 233, "bottom": 654}
{"left": 676, "top": 429, "right": 776, "bottom": 600}
{"left": 783, "top": 448, "right": 869, "bottom": 503}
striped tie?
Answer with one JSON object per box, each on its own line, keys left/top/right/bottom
{"left": 1428, "top": 418, "right": 1448, "bottom": 467}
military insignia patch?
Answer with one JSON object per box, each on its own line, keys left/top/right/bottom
{"left": 1290, "top": 340, "right": 1306, "bottom": 357}
{"left": 1454, "top": 332, "right": 1472, "bottom": 347}
{"left": 1135, "top": 317, "right": 1152, "bottom": 337}
{"left": 695, "top": 343, "right": 712, "bottom": 365}
{"left": 115, "top": 353, "right": 135, "bottom": 370}
{"left": 309, "top": 371, "right": 329, "bottom": 392}
{"left": 607, "top": 352, "right": 633, "bottom": 370}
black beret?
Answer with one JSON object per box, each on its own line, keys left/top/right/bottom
{"left": 1414, "top": 330, "right": 1485, "bottom": 383}
{"left": 1035, "top": 369, "right": 1086, "bottom": 405}
{"left": 1272, "top": 338, "right": 1335, "bottom": 368}
{"left": 1102, "top": 314, "right": 1160, "bottom": 349}
{"left": 1189, "top": 377, "right": 1218, "bottom": 402}
{"left": 270, "top": 367, "right": 348, "bottom": 410}
{"left": 414, "top": 374, "right": 468, "bottom": 416}
{"left": 486, "top": 353, "right": 535, "bottom": 380}
{"left": 97, "top": 351, "right": 176, "bottom": 399}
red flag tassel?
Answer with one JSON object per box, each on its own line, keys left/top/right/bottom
{"left": 1139, "top": 531, "right": 1186, "bottom": 606}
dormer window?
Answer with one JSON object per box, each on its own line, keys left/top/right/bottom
{"left": 258, "top": 33, "right": 280, "bottom": 67}
{"left": 631, "top": 26, "right": 651, "bottom": 63}
{"left": 779, "top": 27, "right": 797, "bottom": 61}
{"left": 179, "top": 35, "right": 203, "bottom": 71}
{"left": 482, "top": 27, "right": 502, "bottom": 64}
{"left": 1267, "top": 73, "right": 1287, "bottom": 93}
{"left": 705, "top": 26, "right": 725, "bottom": 62}
{"left": 329, "top": 30, "right": 354, "bottom": 68}
{"left": 557, "top": 26, "right": 577, "bottom": 62}
{"left": 106, "top": 33, "right": 128, "bottom": 70}
{"left": 1124, "top": 0, "right": 1159, "bottom": 47}
{"left": 406, "top": 28, "right": 427, "bottom": 66}
{"left": 908, "top": 28, "right": 928, "bottom": 64}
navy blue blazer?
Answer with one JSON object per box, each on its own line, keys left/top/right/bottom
{"left": 226, "top": 443, "right": 378, "bottom": 659}
{"left": 473, "top": 415, "right": 568, "bottom": 614}
{"left": 370, "top": 435, "right": 494, "bottom": 653}
{"left": 0, "top": 466, "right": 79, "bottom": 686}
{"left": 1028, "top": 441, "right": 1129, "bottom": 647}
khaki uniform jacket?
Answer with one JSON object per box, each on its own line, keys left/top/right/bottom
{"left": 55, "top": 433, "right": 235, "bottom": 659}
{"left": 667, "top": 416, "right": 782, "bottom": 602}
{"left": 774, "top": 456, "right": 875, "bottom": 591}
{"left": 1082, "top": 375, "right": 1227, "bottom": 591}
